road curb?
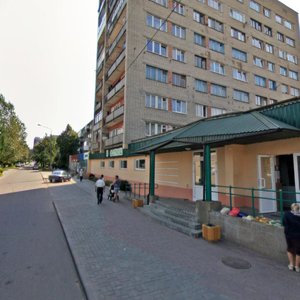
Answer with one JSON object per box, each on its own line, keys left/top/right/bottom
{"left": 52, "top": 201, "right": 89, "bottom": 300}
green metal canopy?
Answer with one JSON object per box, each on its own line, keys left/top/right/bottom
{"left": 129, "top": 98, "right": 300, "bottom": 154}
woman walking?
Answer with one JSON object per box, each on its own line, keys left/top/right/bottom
{"left": 283, "top": 203, "right": 300, "bottom": 272}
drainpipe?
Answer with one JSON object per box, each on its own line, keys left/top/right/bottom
{"left": 204, "top": 144, "right": 212, "bottom": 201}
{"left": 148, "top": 150, "right": 155, "bottom": 204}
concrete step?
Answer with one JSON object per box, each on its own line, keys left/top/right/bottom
{"left": 139, "top": 206, "right": 202, "bottom": 238}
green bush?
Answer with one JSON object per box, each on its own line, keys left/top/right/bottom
{"left": 120, "top": 180, "right": 131, "bottom": 191}
{"left": 0, "top": 168, "right": 3, "bottom": 176}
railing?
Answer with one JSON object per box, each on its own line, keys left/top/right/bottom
{"left": 107, "top": 49, "right": 126, "bottom": 78}
{"left": 108, "top": 24, "right": 126, "bottom": 56}
{"left": 212, "top": 184, "right": 300, "bottom": 224}
{"left": 104, "top": 133, "right": 123, "bottom": 146}
{"left": 127, "top": 182, "right": 159, "bottom": 202}
{"left": 107, "top": 0, "right": 127, "bottom": 34}
{"left": 105, "top": 105, "right": 124, "bottom": 123}
{"left": 105, "top": 77, "right": 125, "bottom": 102}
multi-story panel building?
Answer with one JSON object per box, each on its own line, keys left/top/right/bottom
{"left": 92, "top": 0, "right": 300, "bottom": 153}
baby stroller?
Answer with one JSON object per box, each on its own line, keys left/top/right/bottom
{"left": 107, "top": 184, "right": 116, "bottom": 202}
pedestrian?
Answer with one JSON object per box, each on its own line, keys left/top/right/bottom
{"left": 95, "top": 175, "right": 105, "bottom": 205}
{"left": 283, "top": 203, "right": 300, "bottom": 272}
{"left": 79, "top": 168, "right": 83, "bottom": 182}
{"left": 113, "top": 175, "right": 121, "bottom": 202}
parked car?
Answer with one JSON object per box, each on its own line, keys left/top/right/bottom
{"left": 48, "top": 170, "right": 71, "bottom": 183}
{"left": 32, "top": 164, "right": 39, "bottom": 170}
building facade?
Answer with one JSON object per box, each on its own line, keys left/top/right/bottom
{"left": 93, "top": 0, "right": 300, "bottom": 153}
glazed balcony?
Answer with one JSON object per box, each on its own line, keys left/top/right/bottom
{"left": 96, "top": 81, "right": 103, "bottom": 95}
{"left": 104, "top": 133, "right": 123, "bottom": 147}
{"left": 95, "top": 101, "right": 101, "bottom": 112}
{"left": 97, "top": 13, "right": 106, "bottom": 41}
{"left": 105, "top": 77, "right": 125, "bottom": 104}
{"left": 105, "top": 105, "right": 124, "bottom": 125}
{"left": 106, "top": 48, "right": 125, "bottom": 82}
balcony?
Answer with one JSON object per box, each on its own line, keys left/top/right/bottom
{"left": 105, "top": 105, "right": 124, "bottom": 125}
{"left": 97, "top": 13, "right": 106, "bottom": 41}
{"left": 107, "top": 23, "right": 126, "bottom": 58}
{"left": 107, "top": 48, "right": 126, "bottom": 80}
{"left": 96, "top": 61, "right": 104, "bottom": 79}
{"left": 96, "top": 81, "right": 102, "bottom": 94}
{"left": 105, "top": 77, "right": 125, "bottom": 104}
{"left": 107, "top": 0, "right": 127, "bottom": 44}
{"left": 92, "top": 142, "right": 101, "bottom": 150}
{"left": 104, "top": 133, "right": 123, "bottom": 147}
{"left": 95, "top": 101, "right": 101, "bottom": 112}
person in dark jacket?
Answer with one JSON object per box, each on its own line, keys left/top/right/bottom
{"left": 283, "top": 203, "right": 300, "bottom": 272}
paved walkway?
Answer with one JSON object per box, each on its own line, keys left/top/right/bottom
{"left": 52, "top": 178, "right": 300, "bottom": 300}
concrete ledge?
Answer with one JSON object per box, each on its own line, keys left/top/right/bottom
{"left": 209, "top": 211, "right": 286, "bottom": 262}
{"left": 195, "top": 201, "right": 222, "bottom": 224}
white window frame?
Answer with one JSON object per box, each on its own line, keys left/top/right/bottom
{"left": 173, "top": 1, "right": 185, "bottom": 15}
{"left": 232, "top": 68, "right": 247, "bottom": 82}
{"left": 145, "top": 93, "right": 168, "bottom": 110}
{"left": 172, "top": 99, "right": 187, "bottom": 114}
{"left": 195, "top": 79, "right": 208, "bottom": 93}
{"left": 120, "top": 160, "right": 127, "bottom": 169}
{"left": 146, "top": 14, "right": 167, "bottom": 31}
{"left": 172, "top": 24, "right": 186, "bottom": 39}
{"left": 230, "top": 9, "right": 245, "bottom": 23}
{"left": 233, "top": 89, "right": 249, "bottom": 103}
{"left": 211, "top": 84, "right": 227, "bottom": 97}
{"left": 195, "top": 104, "right": 207, "bottom": 117}
{"left": 109, "top": 160, "right": 115, "bottom": 168}
{"left": 147, "top": 39, "right": 167, "bottom": 56}
{"left": 135, "top": 159, "right": 146, "bottom": 170}
{"left": 231, "top": 28, "right": 245, "bottom": 42}
{"left": 210, "top": 60, "right": 225, "bottom": 75}
{"left": 172, "top": 48, "right": 185, "bottom": 62}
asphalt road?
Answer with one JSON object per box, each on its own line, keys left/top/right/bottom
{"left": 0, "top": 168, "right": 84, "bottom": 300}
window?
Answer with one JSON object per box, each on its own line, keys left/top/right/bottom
{"left": 275, "top": 15, "right": 282, "bottom": 24}
{"left": 255, "top": 75, "right": 266, "bottom": 87}
{"left": 263, "top": 7, "right": 271, "bottom": 18}
{"left": 253, "top": 56, "right": 264, "bottom": 68}
{"left": 252, "top": 37, "right": 263, "bottom": 49}
{"left": 231, "top": 28, "right": 245, "bottom": 42}
{"left": 100, "top": 161, "right": 105, "bottom": 168}
{"left": 289, "top": 70, "right": 298, "bottom": 80}
{"left": 135, "top": 159, "right": 146, "bottom": 170}
{"left": 280, "top": 66, "right": 287, "bottom": 76}
{"left": 255, "top": 95, "right": 267, "bottom": 106}
{"left": 269, "top": 80, "right": 277, "bottom": 91}
{"left": 173, "top": 48, "right": 185, "bottom": 62}
{"left": 232, "top": 68, "right": 247, "bottom": 81}
{"left": 277, "top": 32, "right": 284, "bottom": 42}
{"left": 278, "top": 49, "right": 286, "bottom": 59}
{"left": 151, "top": 0, "right": 167, "bottom": 6}
{"left": 145, "top": 122, "right": 171, "bottom": 136}
{"left": 211, "top": 107, "right": 226, "bottom": 116}
{"left": 232, "top": 48, "right": 247, "bottom": 62}
{"left": 249, "top": 0, "right": 260, "bottom": 12}
{"left": 194, "top": 32, "right": 205, "bottom": 46}
{"left": 265, "top": 44, "right": 274, "bottom": 54}
{"left": 109, "top": 160, "right": 115, "bottom": 168}
{"left": 250, "top": 19, "right": 262, "bottom": 31}
{"left": 286, "top": 37, "right": 295, "bottom": 47}
{"left": 195, "top": 79, "right": 208, "bottom": 93}
{"left": 267, "top": 62, "right": 275, "bottom": 72}
{"left": 208, "top": 0, "right": 222, "bottom": 11}
{"left": 146, "top": 40, "right": 167, "bottom": 56}
{"left": 195, "top": 104, "right": 207, "bottom": 117}
{"left": 120, "top": 160, "right": 127, "bottom": 169}
{"left": 208, "top": 17, "right": 223, "bottom": 32}
{"left": 211, "top": 84, "right": 226, "bottom": 97}
{"left": 146, "top": 65, "right": 167, "bottom": 83}
{"left": 173, "top": 1, "right": 185, "bottom": 15}
{"left": 172, "top": 73, "right": 186, "bottom": 87}
{"left": 145, "top": 93, "right": 168, "bottom": 110}
{"left": 233, "top": 89, "right": 249, "bottom": 103}
{"left": 193, "top": 10, "right": 205, "bottom": 24}
{"left": 209, "top": 39, "right": 225, "bottom": 54}
{"left": 195, "top": 55, "right": 207, "bottom": 69}
{"left": 287, "top": 53, "right": 298, "bottom": 64}
{"left": 264, "top": 26, "right": 272, "bottom": 37}
{"left": 172, "top": 99, "right": 187, "bottom": 113}
{"left": 210, "top": 61, "right": 225, "bottom": 75}
{"left": 172, "top": 24, "right": 186, "bottom": 39}
{"left": 281, "top": 84, "right": 288, "bottom": 94}
{"left": 269, "top": 99, "right": 277, "bottom": 105}
{"left": 147, "top": 14, "right": 167, "bottom": 31}
{"left": 230, "top": 9, "right": 245, "bottom": 23}
{"left": 284, "top": 20, "right": 293, "bottom": 30}
{"left": 290, "top": 87, "right": 300, "bottom": 97}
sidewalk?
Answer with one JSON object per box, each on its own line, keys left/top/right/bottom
{"left": 52, "top": 178, "right": 300, "bottom": 300}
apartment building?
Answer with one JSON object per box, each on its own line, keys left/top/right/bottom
{"left": 92, "top": 0, "right": 300, "bottom": 153}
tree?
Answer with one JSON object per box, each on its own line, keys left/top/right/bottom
{"left": 32, "top": 135, "right": 58, "bottom": 169}
{"left": 56, "top": 125, "right": 79, "bottom": 169}
{"left": 0, "top": 94, "right": 29, "bottom": 166}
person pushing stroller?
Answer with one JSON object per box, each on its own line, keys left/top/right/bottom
{"left": 107, "top": 184, "right": 116, "bottom": 202}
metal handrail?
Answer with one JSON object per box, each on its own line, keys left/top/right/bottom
{"left": 212, "top": 184, "right": 300, "bottom": 224}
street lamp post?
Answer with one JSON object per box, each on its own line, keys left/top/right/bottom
{"left": 37, "top": 123, "right": 53, "bottom": 170}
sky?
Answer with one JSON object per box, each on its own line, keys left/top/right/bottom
{"left": 0, "top": 0, "right": 299, "bottom": 148}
